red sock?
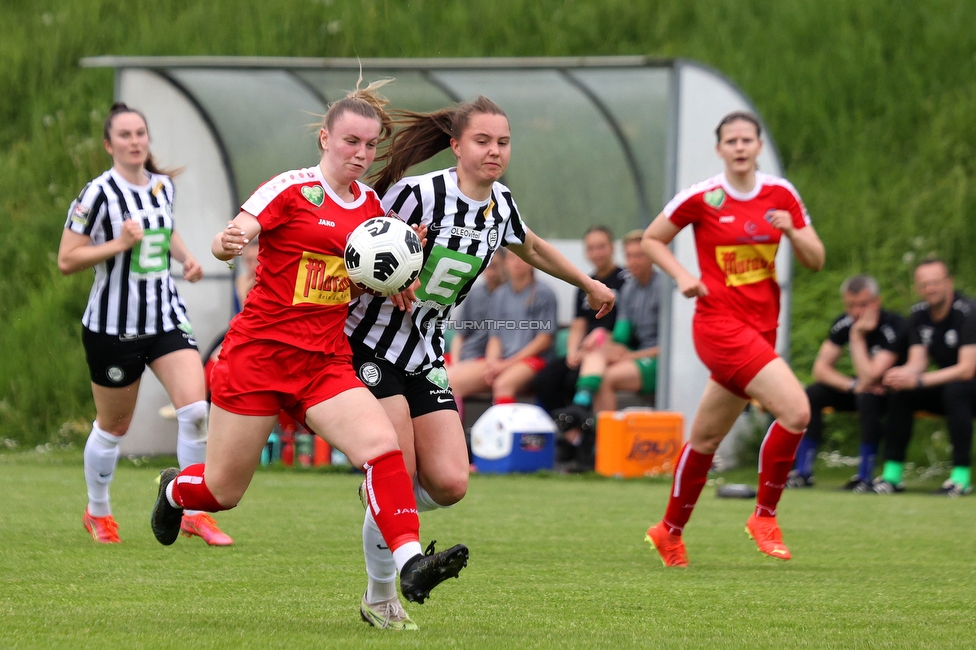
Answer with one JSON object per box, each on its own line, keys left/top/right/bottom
{"left": 361, "top": 450, "right": 420, "bottom": 552}
{"left": 756, "top": 421, "right": 804, "bottom": 517}
{"left": 661, "top": 443, "right": 714, "bottom": 535}
{"left": 170, "top": 463, "right": 229, "bottom": 512}
{"left": 493, "top": 395, "right": 516, "bottom": 405}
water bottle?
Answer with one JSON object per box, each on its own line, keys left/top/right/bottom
{"left": 331, "top": 448, "right": 350, "bottom": 466}
{"left": 296, "top": 432, "right": 314, "bottom": 467}
{"left": 313, "top": 436, "right": 331, "bottom": 466}
{"left": 260, "top": 431, "right": 281, "bottom": 466}
{"left": 280, "top": 431, "right": 295, "bottom": 467}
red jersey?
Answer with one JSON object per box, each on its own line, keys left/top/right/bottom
{"left": 664, "top": 172, "right": 811, "bottom": 332}
{"left": 231, "top": 165, "right": 384, "bottom": 353}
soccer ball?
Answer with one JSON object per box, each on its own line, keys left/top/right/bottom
{"left": 344, "top": 216, "right": 424, "bottom": 296}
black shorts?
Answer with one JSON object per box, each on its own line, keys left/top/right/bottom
{"left": 82, "top": 326, "right": 198, "bottom": 387}
{"left": 351, "top": 342, "right": 457, "bottom": 419}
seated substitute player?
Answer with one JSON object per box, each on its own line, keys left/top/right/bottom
{"left": 532, "top": 225, "right": 627, "bottom": 414}
{"left": 448, "top": 252, "right": 559, "bottom": 404}
{"left": 879, "top": 258, "right": 976, "bottom": 496}
{"left": 787, "top": 274, "right": 907, "bottom": 491}
{"left": 447, "top": 247, "right": 507, "bottom": 365}
{"left": 571, "top": 229, "right": 664, "bottom": 414}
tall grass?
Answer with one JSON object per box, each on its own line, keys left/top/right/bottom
{"left": 3, "top": 0, "right": 976, "bottom": 446}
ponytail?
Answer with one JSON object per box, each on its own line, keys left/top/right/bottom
{"left": 370, "top": 95, "right": 507, "bottom": 196}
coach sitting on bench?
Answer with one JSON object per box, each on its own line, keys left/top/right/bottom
{"left": 787, "top": 274, "right": 908, "bottom": 491}
{"left": 879, "top": 258, "right": 976, "bottom": 496}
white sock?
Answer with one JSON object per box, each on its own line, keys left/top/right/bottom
{"left": 176, "top": 401, "right": 208, "bottom": 517}
{"left": 393, "top": 542, "right": 424, "bottom": 574}
{"left": 363, "top": 509, "right": 397, "bottom": 602}
{"left": 176, "top": 401, "right": 208, "bottom": 468}
{"left": 414, "top": 480, "right": 448, "bottom": 513}
{"left": 84, "top": 423, "right": 122, "bottom": 517}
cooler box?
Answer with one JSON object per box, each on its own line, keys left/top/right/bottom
{"left": 471, "top": 404, "right": 557, "bottom": 473}
{"left": 595, "top": 410, "right": 683, "bottom": 478}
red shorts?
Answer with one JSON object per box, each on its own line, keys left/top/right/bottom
{"left": 210, "top": 330, "right": 364, "bottom": 424}
{"left": 692, "top": 314, "right": 778, "bottom": 399}
{"left": 521, "top": 356, "right": 547, "bottom": 373}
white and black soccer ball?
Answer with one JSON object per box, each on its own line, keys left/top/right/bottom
{"left": 344, "top": 217, "right": 424, "bottom": 296}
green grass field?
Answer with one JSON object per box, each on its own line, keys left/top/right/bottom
{"left": 1, "top": 452, "right": 974, "bottom": 649}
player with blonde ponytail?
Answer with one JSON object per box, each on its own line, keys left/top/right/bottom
{"left": 149, "top": 81, "right": 468, "bottom": 625}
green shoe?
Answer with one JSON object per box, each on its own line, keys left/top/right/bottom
{"left": 360, "top": 594, "right": 418, "bottom": 631}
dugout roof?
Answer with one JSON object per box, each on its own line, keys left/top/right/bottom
{"left": 81, "top": 56, "right": 787, "bottom": 456}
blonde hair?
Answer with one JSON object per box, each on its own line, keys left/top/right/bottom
{"left": 623, "top": 229, "right": 645, "bottom": 246}
{"left": 317, "top": 75, "right": 395, "bottom": 151}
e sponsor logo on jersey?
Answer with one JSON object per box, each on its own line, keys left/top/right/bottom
{"left": 414, "top": 245, "right": 482, "bottom": 306}
{"left": 719, "top": 215, "right": 735, "bottom": 223}
{"left": 130, "top": 228, "right": 172, "bottom": 275}
{"left": 293, "top": 252, "right": 351, "bottom": 306}
{"left": 715, "top": 244, "right": 778, "bottom": 287}
{"left": 302, "top": 185, "right": 325, "bottom": 207}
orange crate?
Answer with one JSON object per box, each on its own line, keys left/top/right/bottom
{"left": 595, "top": 410, "right": 683, "bottom": 478}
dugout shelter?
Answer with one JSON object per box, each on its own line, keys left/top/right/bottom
{"left": 80, "top": 55, "right": 792, "bottom": 457}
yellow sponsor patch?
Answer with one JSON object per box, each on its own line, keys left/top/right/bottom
{"left": 293, "top": 252, "right": 351, "bottom": 305}
{"left": 715, "top": 244, "right": 778, "bottom": 287}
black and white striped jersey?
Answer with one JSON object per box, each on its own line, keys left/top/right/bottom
{"left": 65, "top": 168, "right": 192, "bottom": 338}
{"left": 346, "top": 168, "right": 527, "bottom": 372}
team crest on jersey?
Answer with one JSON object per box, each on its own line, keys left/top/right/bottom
{"left": 302, "top": 185, "right": 325, "bottom": 207}
{"left": 106, "top": 366, "right": 125, "bottom": 383}
{"left": 152, "top": 181, "right": 164, "bottom": 197}
{"left": 945, "top": 329, "right": 959, "bottom": 348}
{"left": 919, "top": 326, "right": 934, "bottom": 347}
{"left": 704, "top": 188, "right": 726, "bottom": 209}
{"left": 426, "top": 367, "right": 450, "bottom": 390}
{"left": 487, "top": 225, "right": 499, "bottom": 248}
{"left": 359, "top": 362, "right": 382, "bottom": 387}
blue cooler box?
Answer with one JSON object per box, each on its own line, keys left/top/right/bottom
{"left": 471, "top": 404, "right": 557, "bottom": 473}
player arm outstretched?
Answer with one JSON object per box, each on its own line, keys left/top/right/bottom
{"left": 507, "top": 229, "right": 615, "bottom": 318}
{"left": 641, "top": 212, "right": 708, "bottom": 298}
